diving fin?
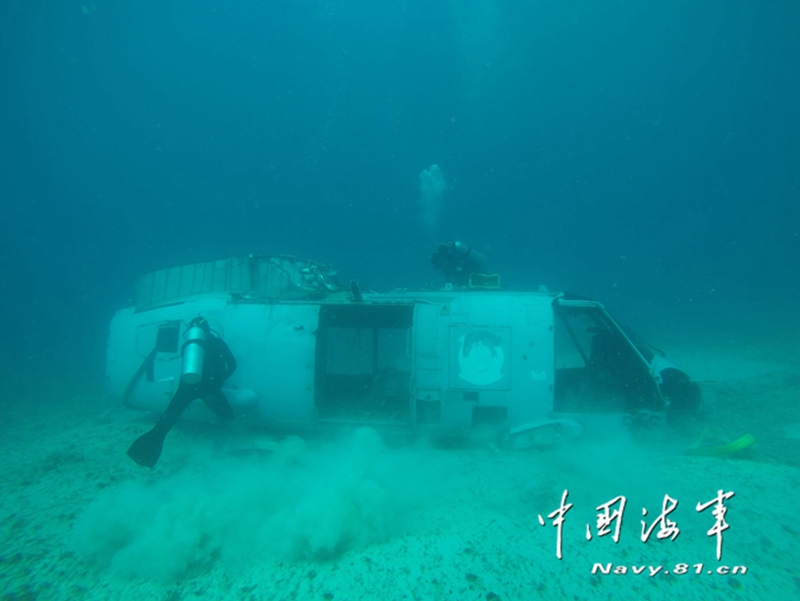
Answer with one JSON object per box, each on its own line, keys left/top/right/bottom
{"left": 127, "top": 428, "right": 166, "bottom": 468}
{"left": 127, "top": 390, "right": 194, "bottom": 467}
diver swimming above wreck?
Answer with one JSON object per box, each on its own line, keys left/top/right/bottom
{"left": 107, "top": 243, "right": 701, "bottom": 455}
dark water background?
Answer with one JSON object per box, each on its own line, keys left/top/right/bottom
{"left": 1, "top": 0, "right": 798, "bottom": 390}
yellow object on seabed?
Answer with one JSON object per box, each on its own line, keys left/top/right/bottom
{"left": 686, "top": 427, "right": 756, "bottom": 457}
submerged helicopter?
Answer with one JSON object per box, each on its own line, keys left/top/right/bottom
{"left": 107, "top": 242, "right": 701, "bottom": 448}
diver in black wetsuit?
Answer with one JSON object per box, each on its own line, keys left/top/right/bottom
{"left": 430, "top": 241, "right": 487, "bottom": 287}
{"left": 127, "top": 317, "right": 237, "bottom": 468}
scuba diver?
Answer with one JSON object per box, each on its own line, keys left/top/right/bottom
{"left": 127, "top": 317, "right": 237, "bottom": 468}
{"left": 430, "top": 241, "right": 488, "bottom": 287}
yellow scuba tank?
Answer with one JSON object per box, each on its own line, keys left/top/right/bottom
{"left": 181, "top": 322, "right": 207, "bottom": 384}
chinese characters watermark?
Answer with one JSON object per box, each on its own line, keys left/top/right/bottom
{"left": 538, "top": 490, "right": 735, "bottom": 560}
{"left": 696, "top": 489, "right": 735, "bottom": 560}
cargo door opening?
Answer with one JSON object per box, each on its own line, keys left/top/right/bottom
{"left": 316, "top": 304, "right": 413, "bottom": 423}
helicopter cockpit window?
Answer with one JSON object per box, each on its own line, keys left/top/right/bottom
{"left": 553, "top": 304, "right": 661, "bottom": 413}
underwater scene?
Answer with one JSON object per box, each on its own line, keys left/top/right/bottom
{"left": 1, "top": 2, "right": 799, "bottom": 600}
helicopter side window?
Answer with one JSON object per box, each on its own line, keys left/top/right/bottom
{"left": 156, "top": 322, "right": 181, "bottom": 354}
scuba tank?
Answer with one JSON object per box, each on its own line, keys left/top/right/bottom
{"left": 181, "top": 323, "right": 207, "bottom": 384}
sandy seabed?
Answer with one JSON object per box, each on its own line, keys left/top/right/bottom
{"left": 2, "top": 333, "right": 799, "bottom": 601}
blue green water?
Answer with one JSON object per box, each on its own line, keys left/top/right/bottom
{"left": 2, "top": 0, "right": 798, "bottom": 380}
{"left": 1, "top": 2, "right": 798, "bottom": 599}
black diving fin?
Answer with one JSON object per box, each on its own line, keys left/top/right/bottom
{"left": 127, "top": 427, "right": 167, "bottom": 468}
{"left": 126, "top": 389, "right": 194, "bottom": 467}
